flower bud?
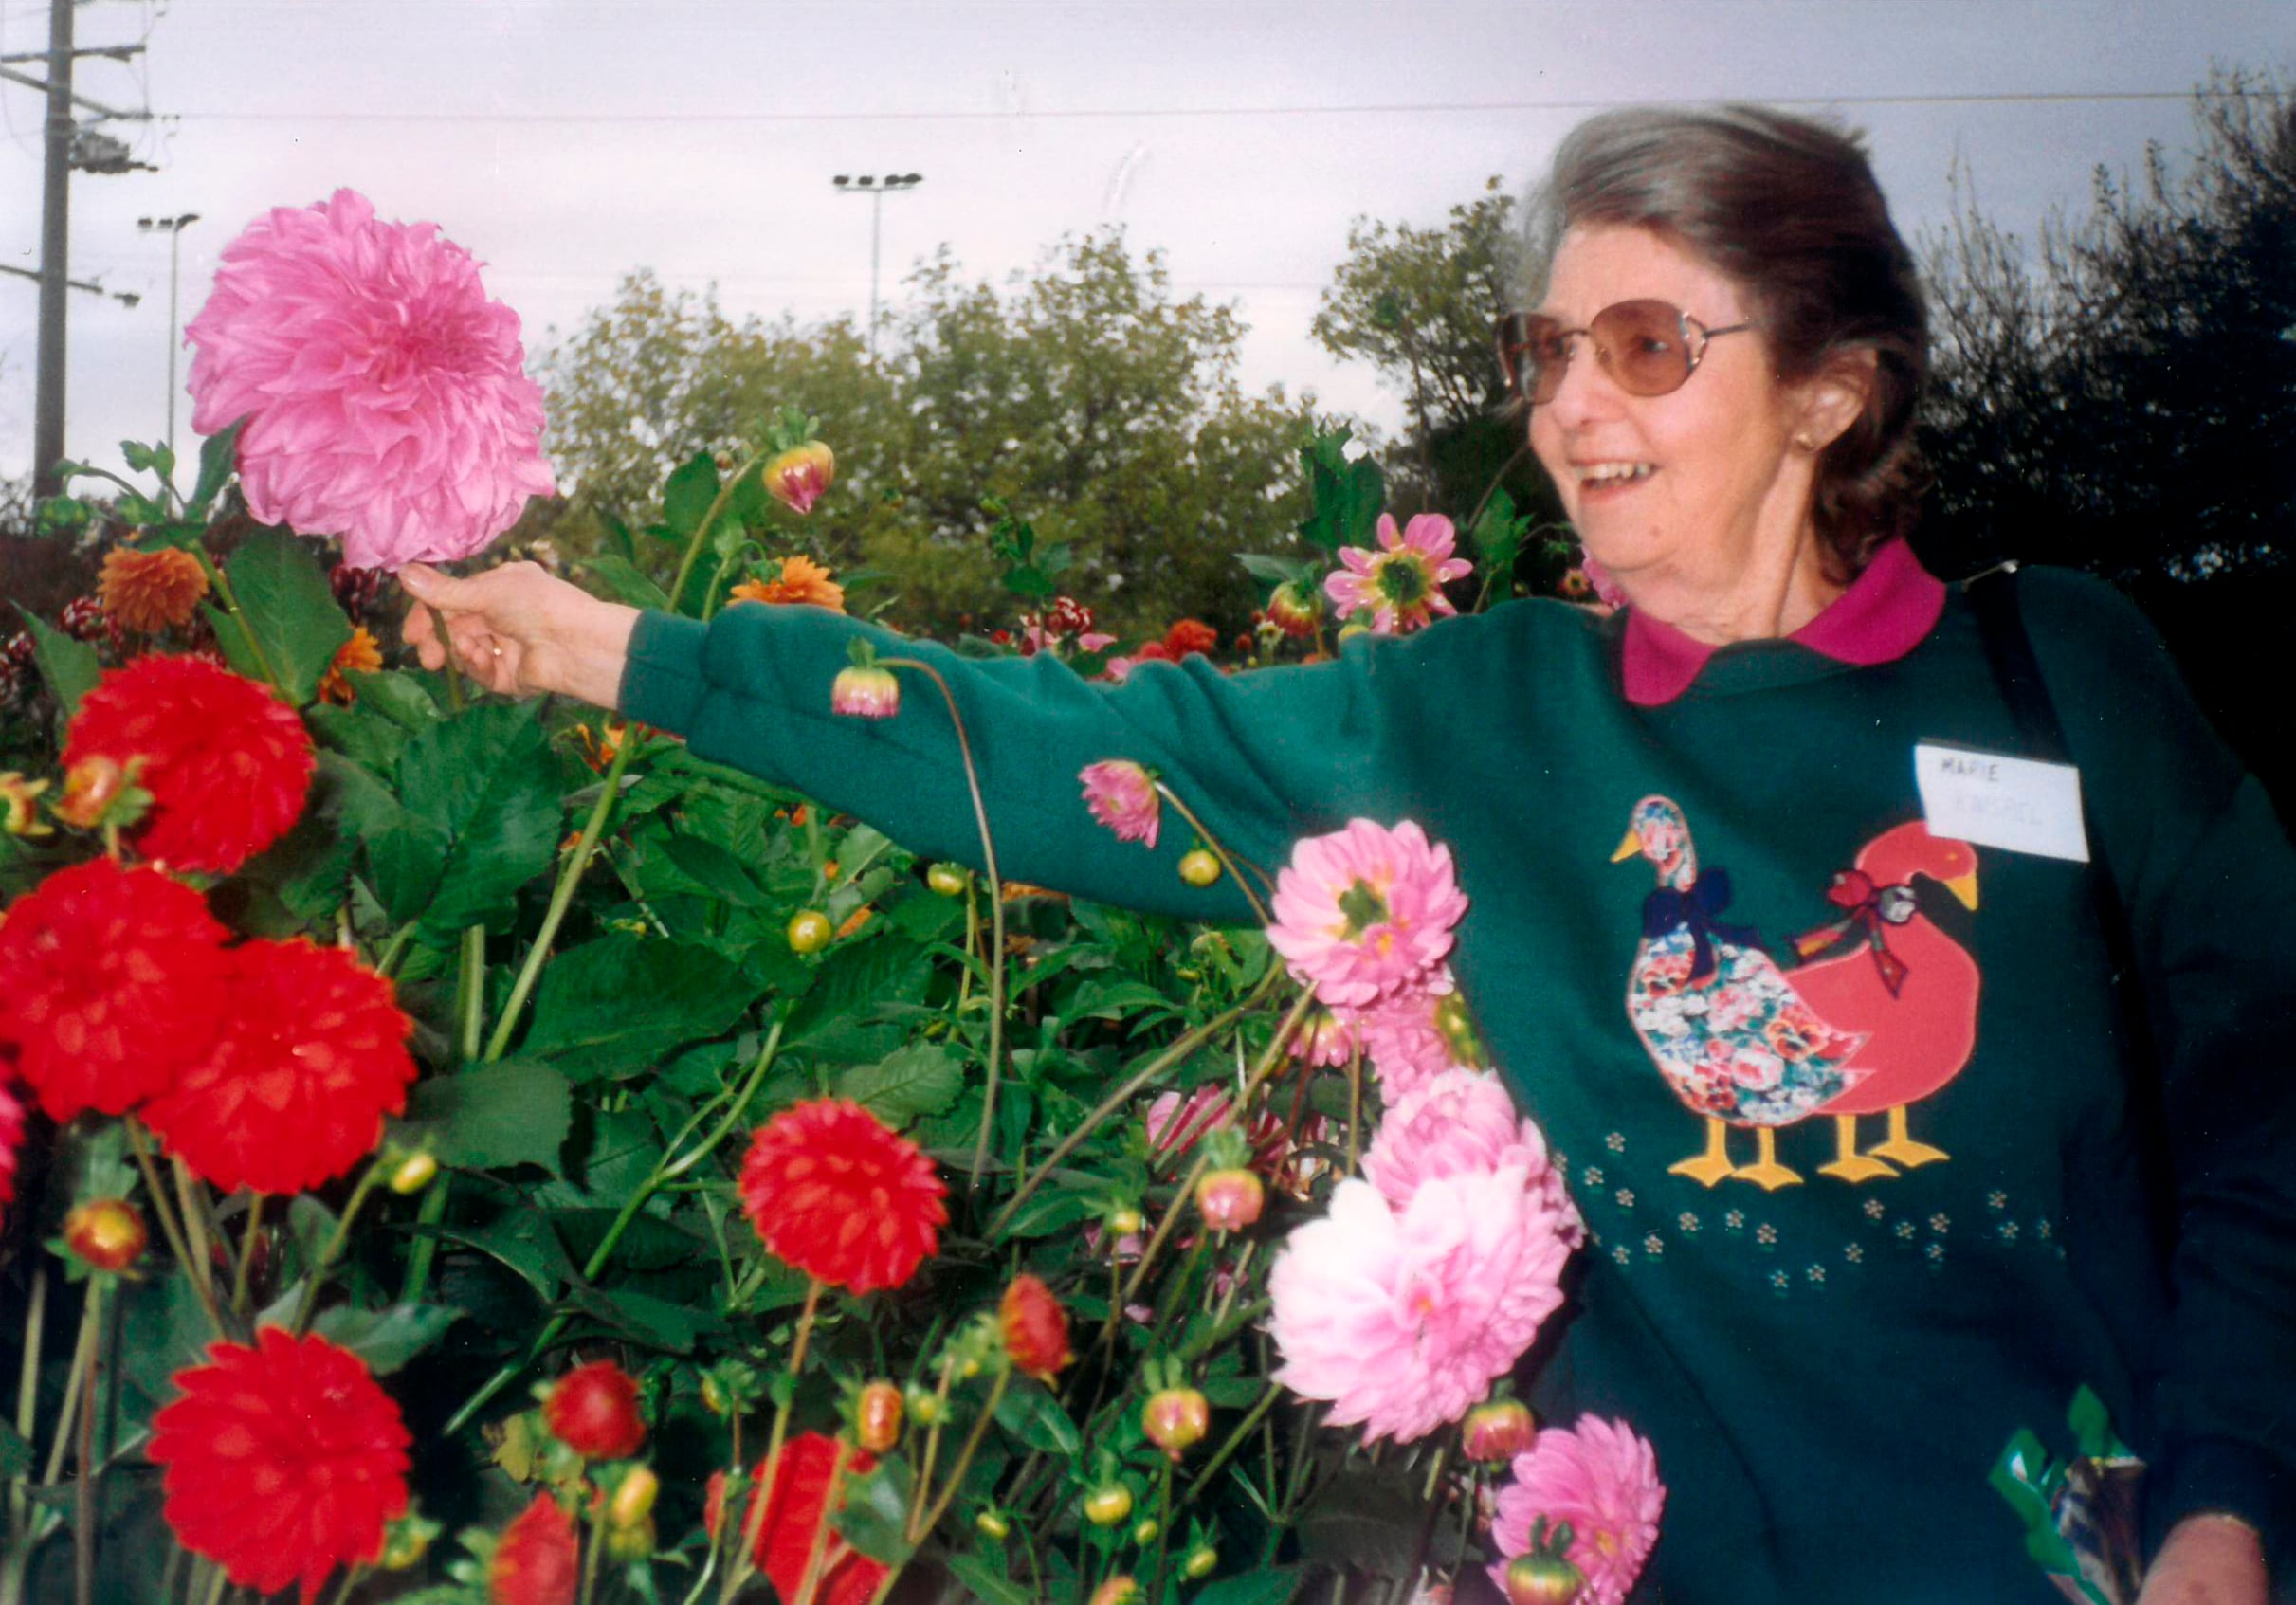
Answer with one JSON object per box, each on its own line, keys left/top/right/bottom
{"left": 1177, "top": 848, "right": 1221, "bottom": 887}
{"left": 386, "top": 1151, "right": 439, "bottom": 1195}
{"left": 856, "top": 1380, "right": 903, "bottom": 1453}
{"left": 1131, "top": 1518, "right": 1159, "bottom": 1545}
{"left": 702, "top": 1374, "right": 731, "bottom": 1415}
{"left": 53, "top": 755, "right": 133, "bottom": 830}
{"left": 927, "top": 863, "right": 970, "bottom": 897}
{"left": 906, "top": 1382, "right": 942, "bottom": 1427}
{"left": 1462, "top": 1398, "right": 1536, "bottom": 1464}
{"left": 0, "top": 772, "right": 51, "bottom": 838}
{"left": 975, "top": 1508, "right": 1011, "bottom": 1540}
{"left": 1194, "top": 1168, "right": 1265, "bottom": 1231}
{"left": 1182, "top": 1544, "right": 1219, "bottom": 1580}
{"left": 787, "top": 909, "right": 834, "bottom": 953}
{"left": 1504, "top": 1553, "right": 1586, "bottom": 1605}
{"left": 379, "top": 1512, "right": 441, "bottom": 1571}
{"left": 1142, "top": 1387, "right": 1210, "bottom": 1461}
{"left": 606, "top": 1515, "right": 656, "bottom": 1561}
{"left": 64, "top": 1199, "right": 147, "bottom": 1273}
{"left": 1089, "top": 1577, "right": 1140, "bottom": 1605}
{"left": 999, "top": 1274, "right": 1073, "bottom": 1381}
{"left": 1083, "top": 1485, "right": 1133, "bottom": 1527}
{"left": 608, "top": 1465, "right": 659, "bottom": 1530}
{"left": 1104, "top": 1204, "right": 1145, "bottom": 1239}
{"left": 1264, "top": 580, "right": 1321, "bottom": 638}
{"left": 765, "top": 440, "right": 835, "bottom": 515}
{"left": 830, "top": 664, "right": 900, "bottom": 720}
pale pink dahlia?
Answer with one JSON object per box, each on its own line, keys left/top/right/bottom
{"left": 1487, "top": 1416, "right": 1665, "bottom": 1605}
{"left": 1287, "top": 1008, "right": 1360, "bottom": 1069}
{"left": 1350, "top": 972, "right": 1472, "bottom": 1098}
{"left": 1362, "top": 1068, "right": 1582, "bottom": 1244}
{"left": 1323, "top": 514, "right": 1473, "bottom": 636}
{"left": 1266, "top": 1172, "right": 1572, "bottom": 1444}
{"left": 185, "top": 190, "right": 554, "bottom": 571}
{"left": 1266, "top": 820, "right": 1468, "bottom": 1009}
{"left": 1079, "top": 760, "right": 1160, "bottom": 849}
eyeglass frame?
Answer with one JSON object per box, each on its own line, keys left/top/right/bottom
{"left": 1494, "top": 301, "right": 1754, "bottom": 407}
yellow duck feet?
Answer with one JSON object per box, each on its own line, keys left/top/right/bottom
{"left": 1668, "top": 1118, "right": 1739, "bottom": 1187}
{"left": 1866, "top": 1105, "right": 1949, "bottom": 1169}
{"left": 1817, "top": 1115, "right": 1902, "bottom": 1184}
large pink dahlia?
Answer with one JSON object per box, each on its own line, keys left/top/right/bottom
{"left": 1487, "top": 1416, "right": 1666, "bottom": 1605}
{"left": 1361, "top": 1068, "right": 1582, "bottom": 1243}
{"left": 1266, "top": 819, "right": 1467, "bottom": 1009}
{"left": 1323, "top": 514, "right": 1472, "bottom": 636}
{"left": 186, "top": 189, "right": 554, "bottom": 571}
{"left": 1266, "top": 1172, "right": 1572, "bottom": 1444}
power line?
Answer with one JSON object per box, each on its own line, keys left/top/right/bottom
{"left": 152, "top": 86, "right": 2276, "bottom": 127}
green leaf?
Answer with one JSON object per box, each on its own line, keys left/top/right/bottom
{"left": 343, "top": 669, "right": 441, "bottom": 732}
{"left": 995, "top": 1178, "right": 1102, "bottom": 1240}
{"left": 431, "top": 1211, "right": 576, "bottom": 1299}
{"left": 657, "top": 833, "right": 771, "bottom": 909}
{"left": 993, "top": 1378, "right": 1082, "bottom": 1455}
{"left": 216, "top": 527, "right": 353, "bottom": 704}
{"left": 945, "top": 1557, "right": 1033, "bottom": 1605}
{"left": 520, "top": 933, "right": 762, "bottom": 1081}
{"left": 13, "top": 606, "right": 101, "bottom": 719}
{"left": 1296, "top": 430, "right": 1385, "bottom": 555}
{"left": 1236, "top": 552, "right": 1318, "bottom": 589}
{"left": 782, "top": 936, "right": 929, "bottom": 1055}
{"left": 188, "top": 419, "right": 244, "bottom": 515}
{"left": 311, "top": 1303, "right": 464, "bottom": 1375}
{"left": 662, "top": 451, "right": 721, "bottom": 539}
{"left": 0, "top": 1420, "right": 29, "bottom": 1479}
{"left": 394, "top": 702, "right": 561, "bottom": 934}
{"left": 578, "top": 553, "right": 673, "bottom": 611}
{"left": 403, "top": 1059, "right": 573, "bottom": 1174}
{"left": 833, "top": 1457, "right": 917, "bottom": 1566}
{"left": 560, "top": 1285, "right": 719, "bottom": 1354}
{"left": 1470, "top": 485, "right": 1525, "bottom": 574}
{"left": 834, "top": 1044, "right": 963, "bottom": 1126}
{"left": 1192, "top": 1567, "right": 1304, "bottom": 1605}
{"left": 307, "top": 702, "right": 410, "bottom": 776}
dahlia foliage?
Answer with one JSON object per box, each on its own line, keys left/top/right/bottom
{"left": 0, "top": 185, "right": 1651, "bottom": 1598}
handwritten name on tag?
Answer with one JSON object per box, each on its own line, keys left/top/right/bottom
{"left": 1914, "top": 743, "right": 2090, "bottom": 863}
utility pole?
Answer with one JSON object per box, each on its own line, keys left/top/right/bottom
{"left": 830, "top": 173, "right": 924, "bottom": 363}
{"left": 2, "top": 0, "right": 155, "bottom": 498}
{"left": 138, "top": 213, "right": 200, "bottom": 465}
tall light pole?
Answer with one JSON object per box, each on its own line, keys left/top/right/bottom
{"left": 830, "top": 173, "right": 923, "bottom": 362}
{"left": 137, "top": 212, "right": 199, "bottom": 465}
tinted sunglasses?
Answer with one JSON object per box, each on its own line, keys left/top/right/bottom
{"left": 1495, "top": 301, "right": 1752, "bottom": 406}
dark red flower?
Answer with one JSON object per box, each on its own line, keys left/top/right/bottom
{"left": 489, "top": 1492, "right": 578, "bottom": 1605}
{"left": 706, "top": 1432, "right": 887, "bottom": 1605}
{"left": 0, "top": 1072, "right": 24, "bottom": 1233}
{"left": 1162, "top": 619, "right": 1218, "bottom": 659}
{"left": 738, "top": 1099, "right": 947, "bottom": 1294}
{"left": 142, "top": 938, "right": 415, "bottom": 1195}
{"left": 64, "top": 653, "right": 316, "bottom": 874}
{"left": 0, "top": 857, "right": 230, "bottom": 1120}
{"left": 999, "top": 1274, "right": 1072, "bottom": 1380}
{"left": 543, "top": 1359, "right": 647, "bottom": 1459}
{"left": 151, "top": 1327, "right": 412, "bottom": 1603}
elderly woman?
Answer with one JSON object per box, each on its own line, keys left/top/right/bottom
{"left": 404, "top": 107, "right": 2289, "bottom": 1603}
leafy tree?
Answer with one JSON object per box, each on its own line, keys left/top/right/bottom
{"left": 1312, "top": 177, "right": 1568, "bottom": 586}
{"left": 532, "top": 234, "right": 1328, "bottom": 639}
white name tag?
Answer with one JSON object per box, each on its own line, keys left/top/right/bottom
{"left": 1913, "top": 742, "right": 2089, "bottom": 862}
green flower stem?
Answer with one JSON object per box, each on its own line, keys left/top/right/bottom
{"left": 876, "top": 658, "right": 1006, "bottom": 1201}
{"left": 170, "top": 1158, "right": 226, "bottom": 1305}
{"left": 189, "top": 546, "right": 284, "bottom": 696}
{"left": 1445, "top": 1466, "right": 1485, "bottom": 1594}
{"left": 903, "top": 1359, "right": 958, "bottom": 1540}
{"left": 372, "top": 924, "right": 417, "bottom": 982}
{"left": 230, "top": 1195, "right": 264, "bottom": 1317}
{"left": 668, "top": 449, "right": 768, "bottom": 617}
{"left": 1150, "top": 782, "right": 1275, "bottom": 923}
{"left": 7, "top": 1265, "right": 46, "bottom": 1558}
{"left": 440, "top": 1022, "right": 785, "bottom": 1439}
{"left": 956, "top": 879, "right": 980, "bottom": 1015}
{"left": 577, "top": 1501, "right": 607, "bottom": 1605}
{"left": 397, "top": 1182, "right": 450, "bottom": 1311}
{"left": 291, "top": 1159, "right": 389, "bottom": 1336}
{"left": 483, "top": 729, "right": 639, "bottom": 1064}
{"left": 1383, "top": 1447, "right": 1451, "bottom": 1605}
{"left": 194, "top": 1557, "right": 229, "bottom": 1605}
{"left": 124, "top": 1120, "right": 227, "bottom": 1338}
{"left": 910, "top": 1366, "right": 1011, "bottom": 1545}
{"left": 458, "top": 924, "right": 486, "bottom": 1061}
{"left": 1181, "top": 1380, "right": 1283, "bottom": 1507}
{"left": 986, "top": 967, "right": 1283, "bottom": 1242}
{"left": 35, "top": 1278, "right": 98, "bottom": 1488}
{"left": 788, "top": 1436, "right": 854, "bottom": 1605}
{"left": 322, "top": 1564, "right": 370, "bottom": 1605}
{"left": 1146, "top": 1460, "right": 1176, "bottom": 1605}
{"left": 1345, "top": 1049, "right": 1364, "bottom": 1176}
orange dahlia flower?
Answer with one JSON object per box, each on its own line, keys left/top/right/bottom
{"left": 142, "top": 938, "right": 416, "bottom": 1195}
{"left": 706, "top": 1432, "right": 887, "bottom": 1605}
{"left": 731, "top": 554, "right": 846, "bottom": 612}
{"left": 151, "top": 1327, "right": 411, "bottom": 1603}
{"left": 489, "top": 1493, "right": 578, "bottom": 1605}
{"left": 319, "top": 627, "right": 384, "bottom": 704}
{"left": 64, "top": 654, "right": 315, "bottom": 874}
{"left": 99, "top": 546, "right": 210, "bottom": 633}
{"left": 738, "top": 1099, "right": 946, "bottom": 1294}
{"left": 999, "top": 1274, "right": 1073, "bottom": 1380}
{"left": 0, "top": 857, "right": 230, "bottom": 1120}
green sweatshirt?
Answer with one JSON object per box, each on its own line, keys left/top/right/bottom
{"left": 620, "top": 561, "right": 2295, "bottom": 1603}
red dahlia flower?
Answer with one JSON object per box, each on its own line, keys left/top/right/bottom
{"left": 738, "top": 1099, "right": 947, "bottom": 1294}
{"left": 489, "top": 1492, "right": 578, "bottom": 1605}
{"left": 0, "top": 857, "right": 230, "bottom": 1120}
{"left": 706, "top": 1432, "right": 887, "bottom": 1605}
{"left": 143, "top": 938, "right": 416, "bottom": 1195}
{"left": 543, "top": 1359, "right": 647, "bottom": 1459}
{"left": 151, "top": 1327, "right": 412, "bottom": 1603}
{"left": 999, "top": 1274, "right": 1073, "bottom": 1380}
{"left": 0, "top": 1072, "right": 24, "bottom": 1232}
{"left": 64, "top": 654, "right": 316, "bottom": 874}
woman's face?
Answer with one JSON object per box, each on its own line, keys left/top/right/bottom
{"left": 1528, "top": 225, "right": 1822, "bottom": 605}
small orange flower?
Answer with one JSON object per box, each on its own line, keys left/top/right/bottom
{"left": 98, "top": 546, "right": 210, "bottom": 633}
{"left": 319, "top": 628, "right": 384, "bottom": 705}
{"left": 731, "top": 553, "right": 847, "bottom": 612}
{"left": 571, "top": 721, "right": 626, "bottom": 774}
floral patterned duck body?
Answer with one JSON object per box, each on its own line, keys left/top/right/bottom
{"left": 1613, "top": 795, "right": 1870, "bottom": 1190}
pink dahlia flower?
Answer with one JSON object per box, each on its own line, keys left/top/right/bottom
{"left": 1350, "top": 973, "right": 1472, "bottom": 1099}
{"left": 1487, "top": 1416, "right": 1666, "bottom": 1605}
{"left": 1287, "top": 1008, "right": 1360, "bottom": 1069}
{"left": 1267, "top": 1172, "right": 1572, "bottom": 1444}
{"left": 185, "top": 190, "right": 554, "bottom": 572}
{"left": 1079, "top": 760, "right": 1160, "bottom": 849}
{"left": 1323, "top": 514, "right": 1473, "bottom": 636}
{"left": 1266, "top": 819, "right": 1468, "bottom": 1009}
{"left": 1362, "top": 1068, "right": 1582, "bottom": 1244}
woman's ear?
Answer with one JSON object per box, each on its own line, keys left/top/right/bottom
{"left": 1795, "top": 348, "right": 1877, "bottom": 451}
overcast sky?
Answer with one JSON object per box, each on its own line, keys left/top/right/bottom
{"left": 2, "top": 0, "right": 2288, "bottom": 490}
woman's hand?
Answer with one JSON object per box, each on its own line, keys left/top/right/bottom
{"left": 399, "top": 562, "right": 641, "bottom": 710}
{"left": 2137, "top": 1514, "right": 2269, "bottom": 1605}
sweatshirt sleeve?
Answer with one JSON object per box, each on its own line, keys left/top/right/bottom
{"left": 616, "top": 602, "right": 1401, "bottom": 921}
{"left": 2023, "top": 571, "right": 2296, "bottom": 1562}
